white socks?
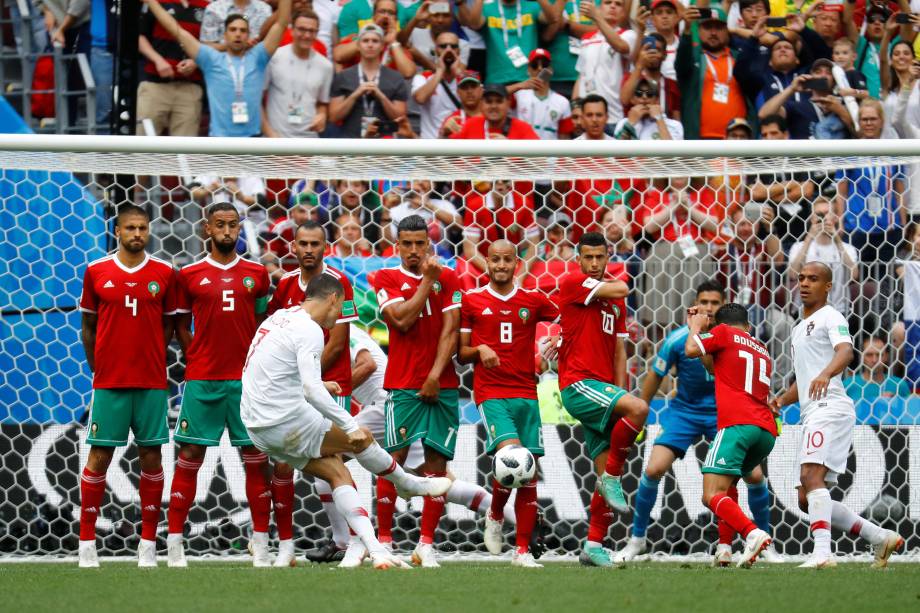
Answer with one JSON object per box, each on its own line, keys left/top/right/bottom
{"left": 332, "top": 485, "right": 386, "bottom": 556}
{"left": 445, "top": 479, "right": 490, "bottom": 513}
{"left": 315, "top": 478, "right": 350, "bottom": 549}
{"left": 806, "top": 488, "right": 833, "bottom": 556}
{"left": 355, "top": 443, "right": 412, "bottom": 488}
{"left": 830, "top": 500, "right": 886, "bottom": 545}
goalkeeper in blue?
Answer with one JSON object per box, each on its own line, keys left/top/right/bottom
{"left": 613, "top": 280, "right": 781, "bottom": 565}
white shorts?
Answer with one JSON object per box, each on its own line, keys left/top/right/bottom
{"left": 799, "top": 409, "right": 855, "bottom": 483}
{"left": 246, "top": 406, "right": 332, "bottom": 469}
{"left": 357, "top": 402, "right": 425, "bottom": 470}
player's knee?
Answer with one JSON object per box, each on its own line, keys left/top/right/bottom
{"left": 629, "top": 399, "right": 650, "bottom": 424}
{"left": 87, "top": 446, "right": 115, "bottom": 473}
{"left": 137, "top": 446, "right": 162, "bottom": 472}
{"left": 797, "top": 487, "right": 809, "bottom": 512}
{"left": 179, "top": 444, "right": 206, "bottom": 462}
{"left": 274, "top": 462, "right": 294, "bottom": 478}
{"left": 354, "top": 427, "right": 375, "bottom": 451}
{"left": 644, "top": 464, "right": 667, "bottom": 480}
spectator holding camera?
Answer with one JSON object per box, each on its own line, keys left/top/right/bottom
{"left": 633, "top": 0, "right": 681, "bottom": 80}
{"left": 334, "top": 0, "right": 416, "bottom": 78}
{"left": 621, "top": 32, "right": 681, "bottom": 121}
{"left": 399, "top": 1, "right": 470, "bottom": 71}
{"left": 413, "top": 31, "right": 470, "bottom": 139}
{"left": 262, "top": 9, "right": 333, "bottom": 138}
{"left": 144, "top": 0, "right": 291, "bottom": 138}
{"left": 788, "top": 197, "right": 859, "bottom": 315}
{"left": 844, "top": 336, "right": 912, "bottom": 401}
{"left": 450, "top": 83, "right": 540, "bottom": 139}
{"left": 507, "top": 49, "right": 574, "bottom": 139}
{"left": 199, "top": 0, "right": 272, "bottom": 49}
{"left": 574, "top": 0, "right": 636, "bottom": 127}
{"left": 797, "top": 1, "right": 844, "bottom": 61}
{"left": 458, "top": 0, "right": 561, "bottom": 85}
{"left": 614, "top": 78, "right": 683, "bottom": 140}
{"left": 329, "top": 23, "right": 409, "bottom": 138}
{"left": 843, "top": 1, "right": 887, "bottom": 98}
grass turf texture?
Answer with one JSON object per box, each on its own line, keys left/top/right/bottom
{"left": 3, "top": 561, "right": 919, "bottom": 612}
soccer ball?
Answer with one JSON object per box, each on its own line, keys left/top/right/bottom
{"left": 493, "top": 445, "right": 536, "bottom": 489}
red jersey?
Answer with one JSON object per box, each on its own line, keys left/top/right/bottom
{"left": 79, "top": 254, "right": 177, "bottom": 389}
{"left": 557, "top": 272, "right": 628, "bottom": 390}
{"left": 450, "top": 116, "right": 540, "bottom": 140}
{"left": 176, "top": 256, "right": 270, "bottom": 380}
{"left": 267, "top": 265, "right": 359, "bottom": 394}
{"left": 374, "top": 266, "right": 462, "bottom": 390}
{"left": 694, "top": 324, "right": 777, "bottom": 436}
{"left": 460, "top": 285, "right": 558, "bottom": 403}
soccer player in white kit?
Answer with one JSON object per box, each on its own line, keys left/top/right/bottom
{"left": 240, "top": 274, "right": 451, "bottom": 568}
{"left": 771, "top": 262, "right": 903, "bottom": 568}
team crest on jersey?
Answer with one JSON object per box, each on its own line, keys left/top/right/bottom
{"left": 91, "top": 422, "right": 98, "bottom": 435}
{"left": 433, "top": 281, "right": 442, "bottom": 293}
{"left": 612, "top": 305, "right": 621, "bottom": 318}
{"left": 399, "top": 427, "right": 407, "bottom": 441}
{"left": 243, "top": 276, "right": 255, "bottom": 292}
{"left": 806, "top": 321, "right": 815, "bottom": 336}
{"left": 180, "top": 419, "right": 189, "bottom": 433}
{"left": 147, "top": 281, "right": 160, "bottom": 296}
{"left": 490, "top": 424, "right": 496, "bottom": 438}
{"left": 550, "top": 110, "right": 558, "bottom": 120}
{"left": 518, "top": 307, "right": 530, "bottom": 323}
{"left": 451, "top": 290, "right": 461, "bottom": 303}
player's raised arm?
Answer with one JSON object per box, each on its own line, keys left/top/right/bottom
{"left": 379, "top": 255, "right": 440, "bottom": 333}
{"left": 683, "top": 309, "right": 711, "bottom": 359}
{"left": 593, "top": 279, "right": 629, "bottom": 300}
{"left": 143, "top": 0, "right": 200, "bottom": 60}
{"left": 261, "top": 0, "right": 292, "bottom": 56}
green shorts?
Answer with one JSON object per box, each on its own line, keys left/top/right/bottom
{"left": 86, "top": 388, "right": 169, "bottom": 447}
{"left": 175, "top": 380, "right": 250, "bottom": 447}
{"left": 384, "top": 388, "right": 460, "bottom": 459}
{"left": 560, "top": 380, "right": 627, "bottom": 460}
{"left": 702, "top": 424, "right": 776, "bottom": 477}
{"left": 478, "top": 398, "right": 544, "bottom": 456}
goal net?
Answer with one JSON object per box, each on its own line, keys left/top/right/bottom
{"left": 1, "top": 135, "right": 919, "bottom": 560}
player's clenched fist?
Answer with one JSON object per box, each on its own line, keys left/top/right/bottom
{"left": 478, "top": 345, "right": 500, "bottom": 369}
{"left": 421, "top": 255, "right": 442, "bottom": 281}
{"left": 346, "top": 427, "right": 371, "bottom": 451}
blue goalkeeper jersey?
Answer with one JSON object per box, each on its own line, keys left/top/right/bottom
{"left": 652, "top": 325, "right": 716, "bottom": 413}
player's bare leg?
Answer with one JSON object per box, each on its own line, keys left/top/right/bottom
{"left": 301, "top": 455, "right": 409, "bottom": 570}
{"left": 79, "top": 445, "right": 116, "bottom": 568}
{"left": 615, "top": 444, "right": 676, "bottom": 563}
{"left": 599, "top": 394, "right": 649, "bottom": 513}
{"left": 410, "top": 446, "right": 450, "bottom": 568}
{"left": 702, "top": 474, "right": 770, "bottom": 568}
{"left": 166, "top": 443, "right": 207, "bottom": 568}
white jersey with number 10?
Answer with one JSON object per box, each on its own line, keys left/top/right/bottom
{"left": 790, "top": 304, "right": 855, "bottom": 419}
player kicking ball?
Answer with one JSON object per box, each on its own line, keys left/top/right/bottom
{"left": 685, "top": 303, "right": 776, "bottom": 568}
{"left": 555, "top": 232, "right": 649, "bottom": 567}
{"left": 772, "top": 262, "right": 903, "bottom": 569}
{"left": 165, "top": 203, "right": 276, "bottom": 567}
{"left": 240, "top": 275, "right": 452, "bottom": 570}
{"left": 458, "top": 241, "right": 559, "bottom": 568}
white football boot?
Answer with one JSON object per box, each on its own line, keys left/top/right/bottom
{"left": 166, "top": 533, "right": 187, "bottom": 568}
{"left": 338, "top": 537, "right": 368, "bottom": 569}
{"left": 370, "top": 549, "right": 411, "bottom": 569}
{"left": 484, "top": 511, "right": 504, "bottom": 555}
{"left": 798, "top": 553, "right": 837, "bottom": 569}
{"left": 511, "top": 550, "right": 543, "bottom": 568}
{"left": 613, "top": 536, "right": 648, "bottom": 563}
{"left": 274, "top": 539, "right": 296, "bottom": 568}
{"left": 712, "top": 544, "right": 733, "bottom": 568}
{"left": 137, "top": 538, "right": 158, "bottom": 568}
{"left": 249, "top": 531, "right": 271, "bottom": 567}
{"left": 395, "top": 475, "right": 452, "bottom": 500}
{"left": 78, "top": 540, "right": 99, "bottom": 568}
{"left": 760, "top": 543, "right": 784, "bottom": 564}
{"left": 737, "top": 529, "right": 771, "bottom": 568}
{"left": 871, "top": 530, "right": 904, "bottom": 569}
{"left": 411, "top": 543, "right": 441, "bottom": 568}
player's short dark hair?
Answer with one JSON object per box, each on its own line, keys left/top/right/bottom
{"left": 207, "top": 202, "right": 239, "bottom": 219}
{"left": 115, "top": 204, "right": 149, "bottom": 225}
{"left": 714, "top": 303, "right": 750, "bottom": 327}
{"left": 695, "top": 279, "right": 725, "bottom": 299}
{"left": 577, "top": 231, "right": 608, "bottom": 252}
{"left": 305, "top": 274, "right": 344, "bottom": 301}
{"left": 760, "top": 113, "right": 788, "bottom": 134}
{"left": 224, "top": 13, "right": 249, "bottom": 29}
{"left": 396, "top": 214, "right": 428, "bottom": 237}
{"left": 581, "top": 94, "right": 608, "bottom": 113}
{"left": 295, "top": 220, "right": 325, "bottom": 240}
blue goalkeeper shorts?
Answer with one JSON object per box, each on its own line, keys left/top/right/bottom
{"left": 654, "top": 405, "right": 717, "bottom": 458}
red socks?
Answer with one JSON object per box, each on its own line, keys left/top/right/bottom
{"left": 79, "top": 468, "right": 106, "bottom": 541}
{"left": 242, "top": 450, "right": 271, "bottom": 533}
{"left": 605, "top": 417, "right": 642, "bottom": 476}
{"left": 718, "top": 486, "right": 739, "bottom": 545}
{"left": 490, "top": 478, "right": 512, "bottom": 521}
{"left": 419, "top": 472, "right": 447, "bottom": 545}
{"left": 587, "top": 490, "right": 614, "bottom": 543}
{"left": 167, "top": 456, "right": 202, "bottom": 534}
{"left": 514, "top": 482, "right": 538, "bottom": 553}
{"left": 271, "top": 474, "right": 295, "bottom": 541}
{"left": 709, "top": 492, "right": 756, "bottom": 539}
{"left": 139, "top": 468, "right": 165, "bottom": 541}
{"left": 376, "top": 478, "right": 397, "bottom": 543}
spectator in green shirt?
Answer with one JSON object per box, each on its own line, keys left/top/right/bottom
{"left": 844, "top": 336, "right": 912, "bottom": 401}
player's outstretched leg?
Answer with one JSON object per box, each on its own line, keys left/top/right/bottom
{"left": 241, "top": 448, "right": 272, "bottom": 567}
{"left": 600, "top": 395, "right": 648, "bottom": 513}
{"left": 79, "top": 447, "right": 113, "bottom": 568}
{"left": 166, "top": 446, "right": 206, "bottom": 568}
{"left": 345, "top": 436, "right": 450, "bottom": 499}
{"left": 829, "top": 500, "right": 904, "bottom": 568}
{"left": 137, "top": 445, "right": 165, "bottom": 569}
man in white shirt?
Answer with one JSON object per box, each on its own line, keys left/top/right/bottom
{"left": 575, "top": 94, "right": 615, "bottom": 140}
{"left": 388, "top": 180, "right": 461, "bottom": 248}
{"left": 399, "top": 1, "right": 471, "bottom": 71}
{"left": 263, "top": 10, "right": 334, "bottom": 138}
{"left": 508, "top": 48, "right": 573, "bottom": 140}
{"left": 613, "top": 78, "right": 682, "bottom": 140}
{"left": 787, "top": 198, "right": 858, "bottom": 315}
{"left": 241, "top": 274, "right": 451, "bottom": 568}
{"left": 574, "top": 0, "right": 636, "bottom": 126}
{"left": 771, "top": 262, "right": 903, "bottom": 569}
{"left": 412, "top": 30, "right": 468, "bottom": 139}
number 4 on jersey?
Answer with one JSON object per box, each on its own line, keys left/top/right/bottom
{"left": 738, "top": 349, "right": 770, "bottom": 394}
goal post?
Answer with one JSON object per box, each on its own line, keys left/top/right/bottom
{"left": 1, "top": 135, "right": 919, "bottom": 560}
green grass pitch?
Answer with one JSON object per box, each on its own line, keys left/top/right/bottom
{"left": 2, "top": 561, "right": 920, "bottom": 613}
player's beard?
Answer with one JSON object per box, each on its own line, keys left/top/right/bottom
{"left": 213, "top": 238, "right": 237, "bottom": 255}
{"left": 122, "top": 238, "right": 146, "bottom": 254}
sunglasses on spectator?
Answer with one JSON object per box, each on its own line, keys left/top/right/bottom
{"left": 530, "top": 60, "right": 550, "bottom": 68}
{"left": 867, "top": 14, "right": 886, "bottom": 23}
{"left": 635, "top": 89, "right": 658, "bottom": 98}
{"left": 438, "top": 43, "right": 460, "bottom": 49}
{"left": 376, "top": 8, "right": 397, "bottom": 15}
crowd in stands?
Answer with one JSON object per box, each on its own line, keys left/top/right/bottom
{"left": 11, "top": 0, "right": 920, "bottom": 401}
